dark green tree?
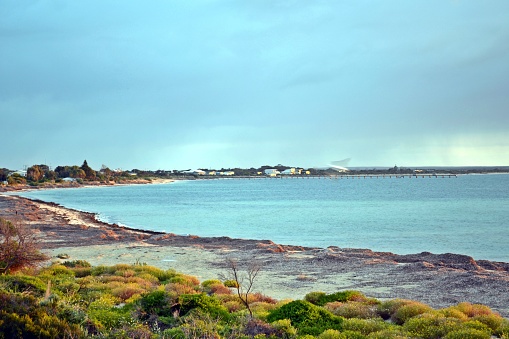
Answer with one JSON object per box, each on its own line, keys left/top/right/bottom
{"left": 81, "top": 160, "right": 96, "bottom": 180}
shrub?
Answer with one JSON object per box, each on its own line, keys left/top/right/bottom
{"left": 342, "top": 330, "right": 368, "bottom": 339}
{"left": 438, "top": 307, "right": 469, "bottom": 321}
{"left": 271, "top": 318, "right": 298, "bottom": 337}
{"left": 139, "top": 290, "right": 173, "bottom": 318}
{"left": 403, "top": 313, "right": 463, "bottom": 338}
{"left": 341, "top": 318, "right": 389, "bottom": 335}
{"left": 305, "top": 291, "right": 367, "bottom": 306}
{"left": 169, "top": 274, "right": 200, "bottom": 288}
{"left": 224, "top": 279, "right": 239, "bottom": 288}
{"left": 318, "top": 329, "right": 345, "bottom": 339}
{"left": 377, "top": 299, "right": 414, "bottom": 320}
{"left": 62, "top": 260, "right": 91, "bottom": 268}
{"left": 201, "top": 280, "right": 232, "bottom": 295}
{"left": 248, "top": 292, "right": 277, "bottom": 304}
{"left": 168, "top": 311, "right": 223, "bottom": 339}
{"left": 454, "top": 302, "right": 493, "bottom": 317}
{"left": 325, "top": 301, "right": 379, "bottom": 319}
{"left": 244, "top": 318, "right": 280, "bottom": 337}
{"left": 0, "top": 291, "right": 83, "bottom": 337}
{"left": 391, "top": 301, "right": 432, "bottom": 325}
{"left": 305, "top": 291, "right": 327, "bottom": 305}
{"left": 444, "top": 328, "right": 491, "bottom": 339}
{"left": 112, "top": 283, "right": 146, "bottom": 301}
{"left": 366, "top": 329, "right": 409, "bottom": 339}
{"left": 166, "top": 282, "right": 199, "bottom": 300}
{"left": 472, "top": 313, "right": 505, "bottom": 333}
{"left": 267, "top": 300, "right": 343, "bottom": 335}
{"left": 202, "top": 279, "right": 223, "bottom": 288}
{"left": 0, "top": 274, "right": 47, "bottom": 297}
{"left": 224, "top": 300, "right": 244, "bottom": 313}
{"left": 179, "top": 293, "right": 229, "bottom": 319}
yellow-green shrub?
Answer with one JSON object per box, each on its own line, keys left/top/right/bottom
{"left": 342, "top": 318, "right": 389, "bottom": 335}
{"left": 391, "top": 301, "right": 432, "bottom": 325}
{"left": 377, "top": 299, "right": 414, "bottom": 320}
{"left": 444, "top": 328, "right": 491, "bottom": 339}
{"left": 403, "top": 313, "right": 463, "bottom": 338}
{"left": 454, "top": 302, "right": 493, "bottom": 317}
{"left": 325, "top": 301, "right": 379, "bottom": 319}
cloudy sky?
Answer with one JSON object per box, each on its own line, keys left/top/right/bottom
{"left": 2, "top": 1, "right": 508, "bottom": 170}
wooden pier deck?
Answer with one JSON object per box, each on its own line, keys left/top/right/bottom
{"left": 204, "top": 173, "right": 458, "bottom": 180}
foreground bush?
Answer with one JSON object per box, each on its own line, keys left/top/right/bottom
{"left": 267, "top": 300, "right": 344, "bottom": 335}
{"left": 0, "top": 261, "right": 507, "bottom": 338}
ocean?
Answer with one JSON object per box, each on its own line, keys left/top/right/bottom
{"left": 15, "top": 174, "right": 509, "bottom": 262}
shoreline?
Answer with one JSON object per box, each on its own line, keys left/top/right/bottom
{"left": 1, "top": 191, "right": 508, "bottom": 317}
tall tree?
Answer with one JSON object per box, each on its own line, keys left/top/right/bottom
{"left": 81, "top": 160, "right": 96, "bottom": 180}
{"left": 27, "top": 165, "right": 44, "bottom": 182}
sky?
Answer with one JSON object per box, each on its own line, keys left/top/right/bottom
{"left": 1, "top": 1, "right": 509, "bottom": 171}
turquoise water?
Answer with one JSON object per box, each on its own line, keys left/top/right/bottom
{"left": 15, "top": 174, "right": 509, "bottom": 262}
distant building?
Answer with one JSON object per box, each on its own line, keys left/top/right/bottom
{"left": 220, "top": 171, "right": 235, "bottom": 176}
{"left": 207, "top": 171, "right": 217, "bottom": 176}
{"left": 281, "top": 168, "right": 296, "bottom": 175}
{"left": 264, "top": 169, "right": 280, "bottom": 176}
{"left": 12, "top": 170, "right": 27, "bottom": 177}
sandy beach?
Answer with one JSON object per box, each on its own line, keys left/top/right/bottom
{"left": 1, "top": 187, "right": 508, "bottom": 317}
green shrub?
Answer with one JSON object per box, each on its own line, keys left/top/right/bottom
{"left": 71, "top": 267, "right": 92, "bottom": 277}
{"left": 0, "top": 274, "right": 47, "bottom": 297}
{"left": 267, "top": 300, "right": 343, "bottom": 335}
{"left": 179, "top": 293, "right": 229, "bottom": 319}
{"left": 403, "top": 313, "right": 462, "bottom": 338}
{"left": 169, "top": 274, "right": 200, "bottom": 288}
{"left": 201, "top": 279, "right": 223, "bottom": 288}
{"left": 224, "top": 279, "right": 239, "bottom": 288}
{"left": 306, "top": 291, "right": 367, "bottom": 306}
{"left": 376, "top": 299, "right": 414, "bottom": 320}
{"left": 342, "top": 318, "right": 389, "bottom": 335}
{"left": 366, "top": 329, "right": 409, "bottom": 339}
{"left": 62, "top": 260, "right": 92, "bottom": 268}
{"left": 318, "top": 329, "right": 345, "bottom": 339}
{"left": 325, "top": 301, "right": 379, "bottom": 319}
{"left": 271, "top": 318, "right": 298, "bottom": 337}
{"left": 444, "top": 328, "right": 491, "bottom": 339}
{"left": 342, "top": 330, "right": 368, "bottom": 339}
{"left": 438, "top": 307, "right": 469, "bottom": 321}
{"left": 0, "top": 292, "right": 83, "bottom": 338}
{"left": 305, "top": 291, "right": 327, "bottom": 305}
{"left": 472, "top": 313, "right": 505, "bottom": 333}
{"left": 390, "top": 301, "right": 432, "bottom": 325}
{"left": 139, "top": 290, "right": 173, "bottom": 318}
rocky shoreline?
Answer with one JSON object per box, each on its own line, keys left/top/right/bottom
{"left": 1, "top": 193, "right": 508, "bottom": 317}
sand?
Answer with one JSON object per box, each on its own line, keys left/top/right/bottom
{"left": 0, "top": 188, "right": 508, "bottom": 317}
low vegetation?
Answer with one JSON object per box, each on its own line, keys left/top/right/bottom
{"left": 0, "top": 260, "right": 507, "bottom": 338}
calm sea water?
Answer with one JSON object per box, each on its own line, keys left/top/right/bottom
{"left": 15, "top": 174, "right": 509, "bottom": 262}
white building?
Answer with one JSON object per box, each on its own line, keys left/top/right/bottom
{"left": 281, "top": 168, "right": 296, "bottom": 175}
{"left": 264, "top": 169, "right": 280, "bottom": 176}
{"left": 220, "top": 171, "right": 235, "bottom": 176}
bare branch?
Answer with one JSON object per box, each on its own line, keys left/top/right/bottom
{"left": 0, "top": 217, "right": 49, "bottom": 274}
{"left": 222, "top": 256, "right": 262, "bottom": 318}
